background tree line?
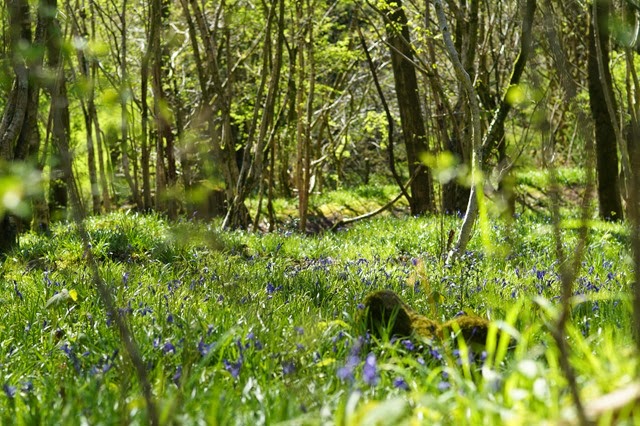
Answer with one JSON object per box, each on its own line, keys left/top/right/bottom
{"left": 0, "top": 0, "right": 638, "bottom": 251}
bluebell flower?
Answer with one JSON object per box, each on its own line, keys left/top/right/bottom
{"left": 350, "top": 336, "right": 365, "bottom": 357}
{"left": 139, "top": 305, "right": 152, "bottom": 316}
{"left": 3, "top": 383, "right": 16, "bottom": 398}
{"left": 173, "top": 365, "right": 182, "bottom": 386}
{"left": 163, "top": 341, "right": 176, "bottom": 354}
{"left": 198, "top": 339, "right": 214, "bottom": 356}
{"left": 437, "top": 381, "right": 451, "bottom": 391}
{"left": 13, "top": 282, "right": 23, "bottom": 301}
{"left": 282, "top": 360, "right": 296, "bottom": 375}
{"left": 401, "top": 339, "right": 415, "bottom": 351}
{"left": 393, "top": 377, "right": 409, "bottom": 391}
{"left": 337, "top": 355, "right": 359, "bottom": 382}
{"left": 223, "top": 358, "right": 242, "bottom": 379}
{"left": 332, "top": 331, "right": 345, "bottom": 344}
{"left": 61, "top": 343, "right": 81, "bottom": 372}
{"left": 357, "top": 303, "right": 365, "bottom": 310}
{"left": 295, "top": 326, "right": 304, "bottom": 335}
{"left": 167, "top": 313, "right": 174, "bottom": 324}
{"left": 363, "top": 353, "right": 379, "bottom": 386}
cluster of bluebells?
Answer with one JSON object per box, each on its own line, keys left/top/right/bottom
{"left": 222, "top": 332, "right": 264, "bottom": 380}
{"left": 2, "top": 380, "right": 34, "bottom": 399}
{"left": 334, "top": 327, "right": 458, "bottom": 393}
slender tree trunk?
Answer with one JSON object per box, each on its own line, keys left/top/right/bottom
{"left": 43, "top": 0, "right": 71, "bottom": 221}
{"left": 588, "top": 0, "right": 624, "bottom": 221}
{"left": 119, "top": 0, "right": 141, "bottom": 210}
{"left": 139, "top": 0, "right": 152, "bottom": 211}
{"left": 294, "top": 0, "right": 309, "bottom": 231}
{"left": 443, "top": 0, "right": 478, "bottom": 214}
{"left": 444, "top": 0, "right": 537, "bottom": 262}
{"left": 182, "top": 0, "right": 245, "bottom": 226}
{"left": 222, "top": 0, "right": 283, "bottom": 229}
{"left": 87, "top": 0, "right": 111, "bottom": 212}
{"left": 70, "top": 4, "right": 101, "bottom": 214}
{"left": 147, "top": 0, "right": 176, "bottom": 217}
{"left": 383, "top": 0, "right": 434, "bottom": 215}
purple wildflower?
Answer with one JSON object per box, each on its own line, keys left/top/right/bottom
{"left": 337, "top": 355, "right": 359, "bottom": 382}
{"left": 163, "top": 341, "right": 176, "bottom": 354}
{"left": 173, "top": 365, "right": 182, "bottom": 386}
{"left": 437, "top": 381, "right": 451, "bottom": 391}
{"left": 3, "top": 384, "right": 16, "bottom": 398}
{"left": 13, "top": 283, "right": 23, "bottom": 301}
{"left": 61, "top": 343, "right": 81, "bottom": 373}
{"left": 223, "top": 358, "right": 242, "bottom": 379}
{"left": 363, "top": 353, "right": 379, "bottom": 386}
{"left": 393, "top": 377, "right": 409, "bottom": 391}
{"left": 401, "top": 339, "right": 415, "bottom": 351}
{"left": 282, "top": 360, "right": 296, "bottom": 375}
{"left": 198, "top": 339, "right": 214, "bottom": 356}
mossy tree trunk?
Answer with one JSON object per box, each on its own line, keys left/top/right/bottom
{"left": 383, "top": 0, "right": 434, "bottom": 215}
{"left": 587, "top": 0, "right": 624, "bottom": 221}
{"left": 0, "top": 0, "right": 48, "bottom": 254}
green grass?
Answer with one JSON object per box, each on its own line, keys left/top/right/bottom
{"left": 0, "top": 209, "right": 636, "bottom": 425}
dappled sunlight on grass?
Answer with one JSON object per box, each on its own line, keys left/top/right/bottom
{"left": 0, "top": 211, "right": 635, "bottom": 424}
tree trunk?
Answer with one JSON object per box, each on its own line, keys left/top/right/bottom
{"left": 223, "top": 0, "right": 284, "bottom": 230}
{"left": 383, "top": 0, "right": 434, "bottom": 215}
{"left": 442, "top": 0, "right": 478, "bottom": 214}
{"left": 42, "top": 0, "right": 72, "bottom": 221}
{"left": 70, "top": 6, "right": 101, "bottom": 214}
{"left": 119, "top": 0, "right": 141, "bottom": 210}
{"left": 588, "top": 0, "right": 624, "bottom": 221}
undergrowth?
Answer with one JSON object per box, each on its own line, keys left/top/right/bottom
{"left": 0, "top": 209, "right": 635, "bottom": 425}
